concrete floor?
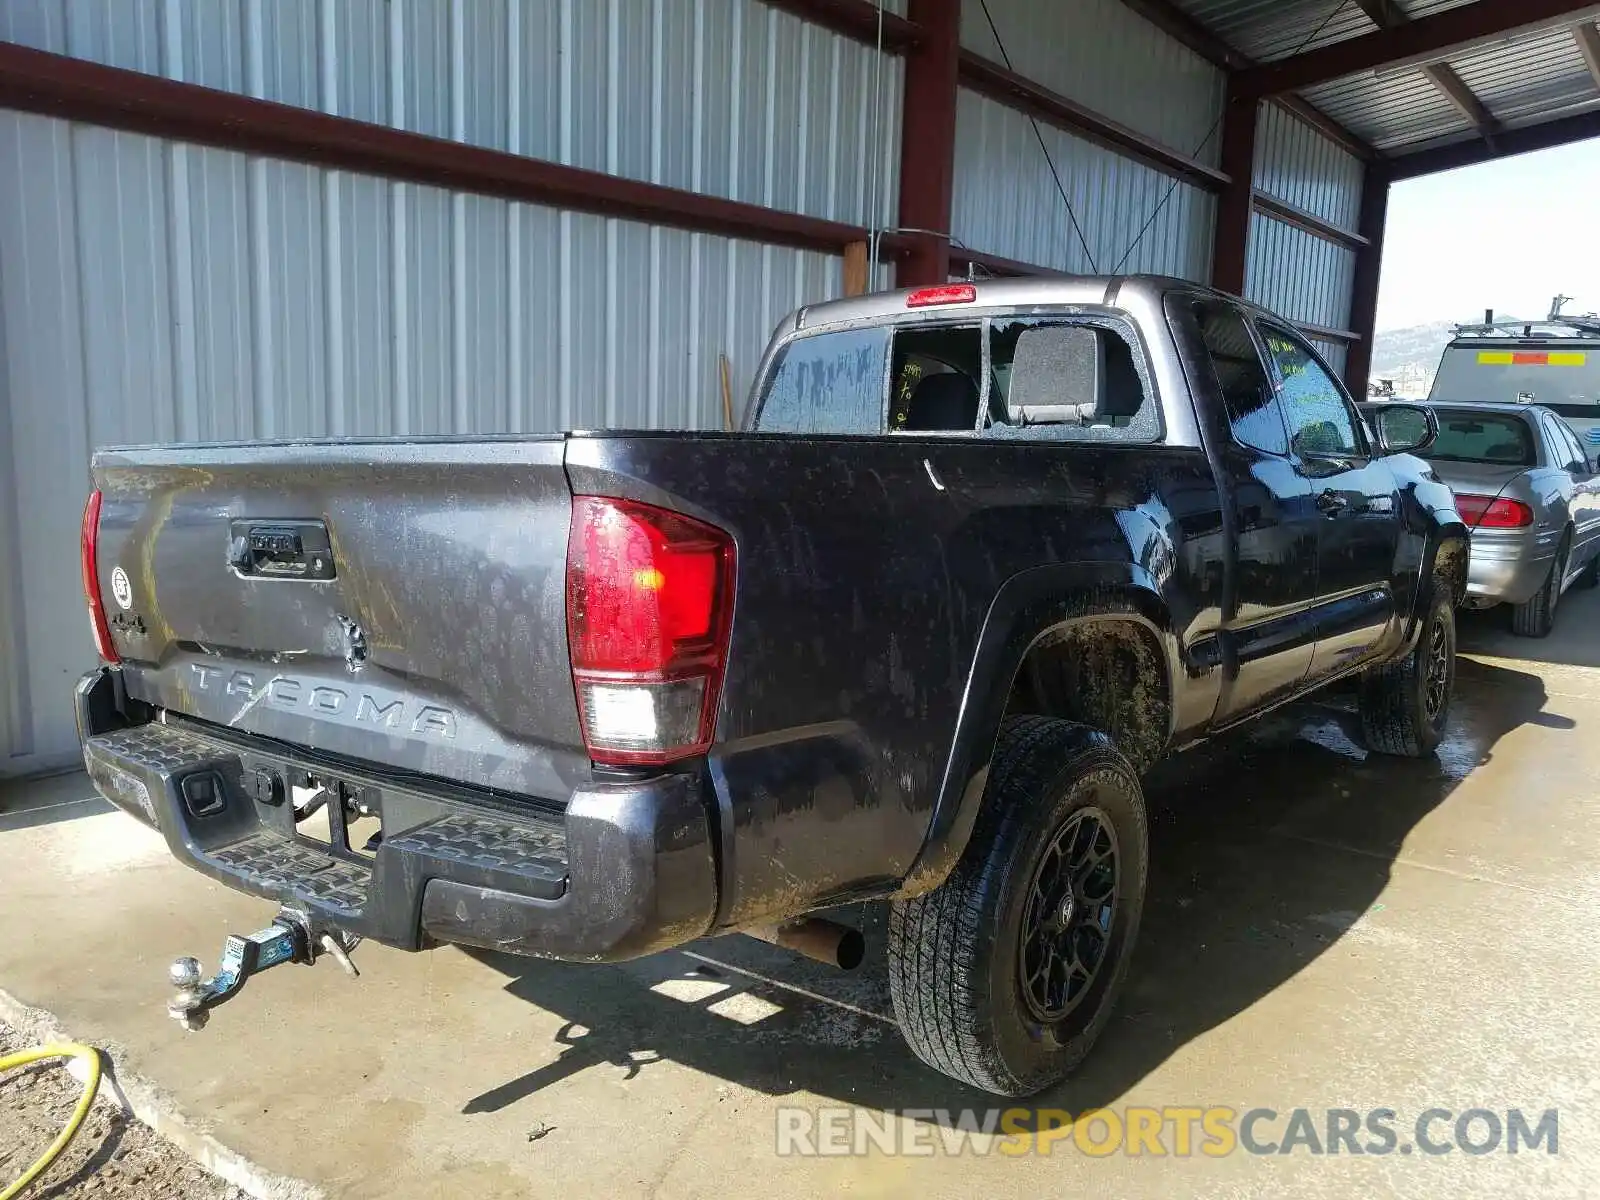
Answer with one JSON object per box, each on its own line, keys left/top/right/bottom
{"left": 3, "top": 597, "right": 1598, "bottom": 1198}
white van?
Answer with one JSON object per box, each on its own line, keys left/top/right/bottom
{"left": 1430, "top": 328, "right": 1600, "bottom": 449}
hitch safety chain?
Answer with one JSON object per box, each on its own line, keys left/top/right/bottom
{"left": 167, "top": 909, "right": 360, "bottom": 1031}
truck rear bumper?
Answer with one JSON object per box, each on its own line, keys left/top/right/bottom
{"left": 75, "top": 668, "right": 718, "bottom": 963}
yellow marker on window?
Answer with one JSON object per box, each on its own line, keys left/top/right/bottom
{"left": 1548, "top": 352, "right": 1587, "bottom": 367}
{"left": 1476, "top": 351, "right": 1514, "bottom": 365}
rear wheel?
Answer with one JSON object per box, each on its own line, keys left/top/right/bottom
{"left": 887, "top": 717, "right": 1147, "bottom": 1096}
{"left": 1511, "top": 537, "right": 1568, "bottom": 638}
{"left": 1359, "top": 587, "right": 1455, "bottom": 758}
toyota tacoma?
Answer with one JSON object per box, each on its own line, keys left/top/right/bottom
{"left": 75, "top": 275, "right": 1467, "bottom": 1096}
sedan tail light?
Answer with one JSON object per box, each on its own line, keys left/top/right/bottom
{"left": 80, "top": 489, "right": 120, "bottom": 664}
{"left": 1454, "top": 493, "right": 1534, "bottom": 529}
{"left": 566, "top": 496, "right": 735, "bottom": 766}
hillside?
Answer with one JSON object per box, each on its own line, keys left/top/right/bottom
{"left": 1367, "top": 319, "right": 1457, "bottom": 397}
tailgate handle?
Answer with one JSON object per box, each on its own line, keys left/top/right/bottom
{"left": 228, "top": 519, "right": 337, "bottom": 581}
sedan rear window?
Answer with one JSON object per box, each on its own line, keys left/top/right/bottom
{"left": 1428, "top": 411, "right": 1536, "bottom": 466}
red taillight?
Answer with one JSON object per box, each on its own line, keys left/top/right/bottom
{"left": 1454, "top": 493, "right": 1534, "bottom": 529}
{"left": 566, "top": 496, "right": 734, "bottom": 766}
{"left": 906, "top": 283, "right": 976, "bottom": 308}
{"left": 80, "top": 489, "right": 120, "bottom": 664}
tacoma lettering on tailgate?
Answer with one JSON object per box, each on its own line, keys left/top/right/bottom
{"left": 189, "top": 664, "right": 459, "bottom": 739}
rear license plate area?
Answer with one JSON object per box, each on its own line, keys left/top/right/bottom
{"left": 292, "top": 772, "right": 382, "bottom": 861}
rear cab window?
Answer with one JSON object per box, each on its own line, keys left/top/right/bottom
{"left": 754, "top": 311, "right": 1160, "bottom": 443}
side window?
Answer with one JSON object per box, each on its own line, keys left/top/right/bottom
{"left": 984, "top": 319, "right": 1159, "bottom": 443}
{"left": 888, "top": 325, "right": 984, "bottom": 432}
{"left": 1189, "top": 299, "right": 1285, "bottom": 454}
{"left": 1261, "top": 324, "right": 1363, "bottom": 458}
{"left": 755, "top": 326, "right": 890, "bottom": 434}
{"left": 1565, "top": 423, "right": 1592, "bottom": 472}
{"left": 1548, "top": 416, "right": 1588, "bottom": 473}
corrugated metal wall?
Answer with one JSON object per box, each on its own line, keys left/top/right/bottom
{"left": 1252, "top": 102, "right": 1362, "bottom": 231}
{"left": 0, "top": 110, "right": 875, "bottom": 772}
{"left": 1245, "top": 100, "right": 1364, "bottom": 377}
{"left": 0, "top": 0, "right": 906, "bottom": 774}
{"left": 951, "top": 92, "right": 1216, "bottom": 280}
{"left": 0, "top": 0, "right": 904, "bottom": 230}
{"left": 959, "top": 0, "right": 1225, "bottom": 162}
{"left": 951, "top": 0, "right": 1222, "bottom": 277}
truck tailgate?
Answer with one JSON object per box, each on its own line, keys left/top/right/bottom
{"left": 91, "top": 437, "right": 589, "bottom": 799}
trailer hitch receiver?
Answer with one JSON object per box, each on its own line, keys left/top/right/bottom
{"left": 166, "top": 909, "right": 359, "bottom": 1031}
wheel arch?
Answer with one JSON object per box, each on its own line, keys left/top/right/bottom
{"left": 897, "top": 562, "right": 1186, "bottom": 898}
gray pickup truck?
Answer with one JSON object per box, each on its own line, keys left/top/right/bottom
{"left": 76, "top": 275, "right": 1467, "bottom": 1096}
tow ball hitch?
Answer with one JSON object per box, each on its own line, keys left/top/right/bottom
{"left": 166, "top": 909, "right": 360, "bottom": 1031}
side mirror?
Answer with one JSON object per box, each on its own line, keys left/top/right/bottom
{"left": 1371, "top": 403, "right": 1439, "bottom": 455}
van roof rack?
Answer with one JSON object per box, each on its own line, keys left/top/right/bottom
{"left": 1452, "top": 295, "right": 1600, "bottom": 340}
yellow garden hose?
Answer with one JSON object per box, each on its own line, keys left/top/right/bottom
{"left": 0, "top": 1043, "right": 102, "bottom": 1200}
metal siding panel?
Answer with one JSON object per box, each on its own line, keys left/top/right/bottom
{"left": 184, "top": 145, "right": 257, "bottom": 441}
{"left": 62, "top": 0, "right": 162, "bottom": 71}
{"left": 403, "top": 182, "right": 452, "bottom": 434}
{"left": 335, "top": 169, "right": 393, "bottom": 436}
{"left": 962, "top": 0, "right": 1225, "bottom": 164}
{"left": 1244, "top": 211, "right": 1356, "bottom": 333}
{"left": 514, "top": 0, "right": 562, "bottom": 163}
{"left": 1252, "top": 100, "right": 1363, "bottom": 232}
{"left": 514, "top": 200, "right": 563, "bottom": 433}
{"left": 0, "top": 0, "right": 70, "bottom": 52}
{"left": 460, "top": 193, "right": 510, "bottom": 432}
{"left": 952, "top": 90, "right": 1212, "bottom": 281}
{"left": 5, "top": 0, "right": 901, "bottom": 226}
{"left": 0, "top": 112, "right": 93, "bottom": 771}
{"left": 72, "top": 125, "right": 178, "bottom": 449}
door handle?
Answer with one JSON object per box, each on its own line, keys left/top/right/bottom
{"left": 1316, "top": 489, "right": 1349, "bottom": 517}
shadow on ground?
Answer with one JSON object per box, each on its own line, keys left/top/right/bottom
{"left": 0, "top": 771, "right": 111, "bottom": 832}
{"left": 464, "top": 651, "right": 1560, "bottom": 1119}
{"left": 1455, "top": 586, "right": 1600, "bottom": 669}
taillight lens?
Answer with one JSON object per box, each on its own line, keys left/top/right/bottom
{"left": 566, "top": 496, "right": 734, "bottom": 766}
{"left": 80, "top": 489, "right": 120, "bottom": 664}
{"left": 1454, "top": 493, "right": 1534, "bottom": 529}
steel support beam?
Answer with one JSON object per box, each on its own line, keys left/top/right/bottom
{"left": 1251, "top": 191, "right": 1369, "bottom": 251}
{"left": 1573, "top": 20, "right": 1600, "bottom": 89}
{"left": 1390, "top": 108, "right": 1600, "bottom": 176}
{"left": 1343, "top": 162, "right": 1391, "bottom": 397}
{"left": 1211, "top": 82, "right": 1258, "bottom": 295}
{"left": 1238, "top": 0, "right": 1600, "bottom": 97}
{"left": 757, "top": 0, "right": 921, "bottom": 51}
{"left": 896, "top": 0, "right": 962, "bottom": 285}
{"left": 1350, "top": 0, "right": 1501, "bottom": 140}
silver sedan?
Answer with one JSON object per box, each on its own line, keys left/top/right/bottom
{"left": 1365, "top": 401, "right": 1600, "bottom": 637}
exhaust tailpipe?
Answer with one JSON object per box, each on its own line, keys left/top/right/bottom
{"left": 746, "top": 918, "right": 865, "bottom": 970}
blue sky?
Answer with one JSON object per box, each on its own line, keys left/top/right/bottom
{"left": 1376, "top": 139, "right": 1600, "bottom": 332}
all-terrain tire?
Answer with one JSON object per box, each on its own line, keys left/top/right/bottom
{"left": 1359, "top": 586, "right": 1455, "bottom": 757}
{"left": 887, "top": 716, "right": 1148, "bottom": 1097}
{"left": 1511, "top": 537, "right": 1568, "bottom": 638}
